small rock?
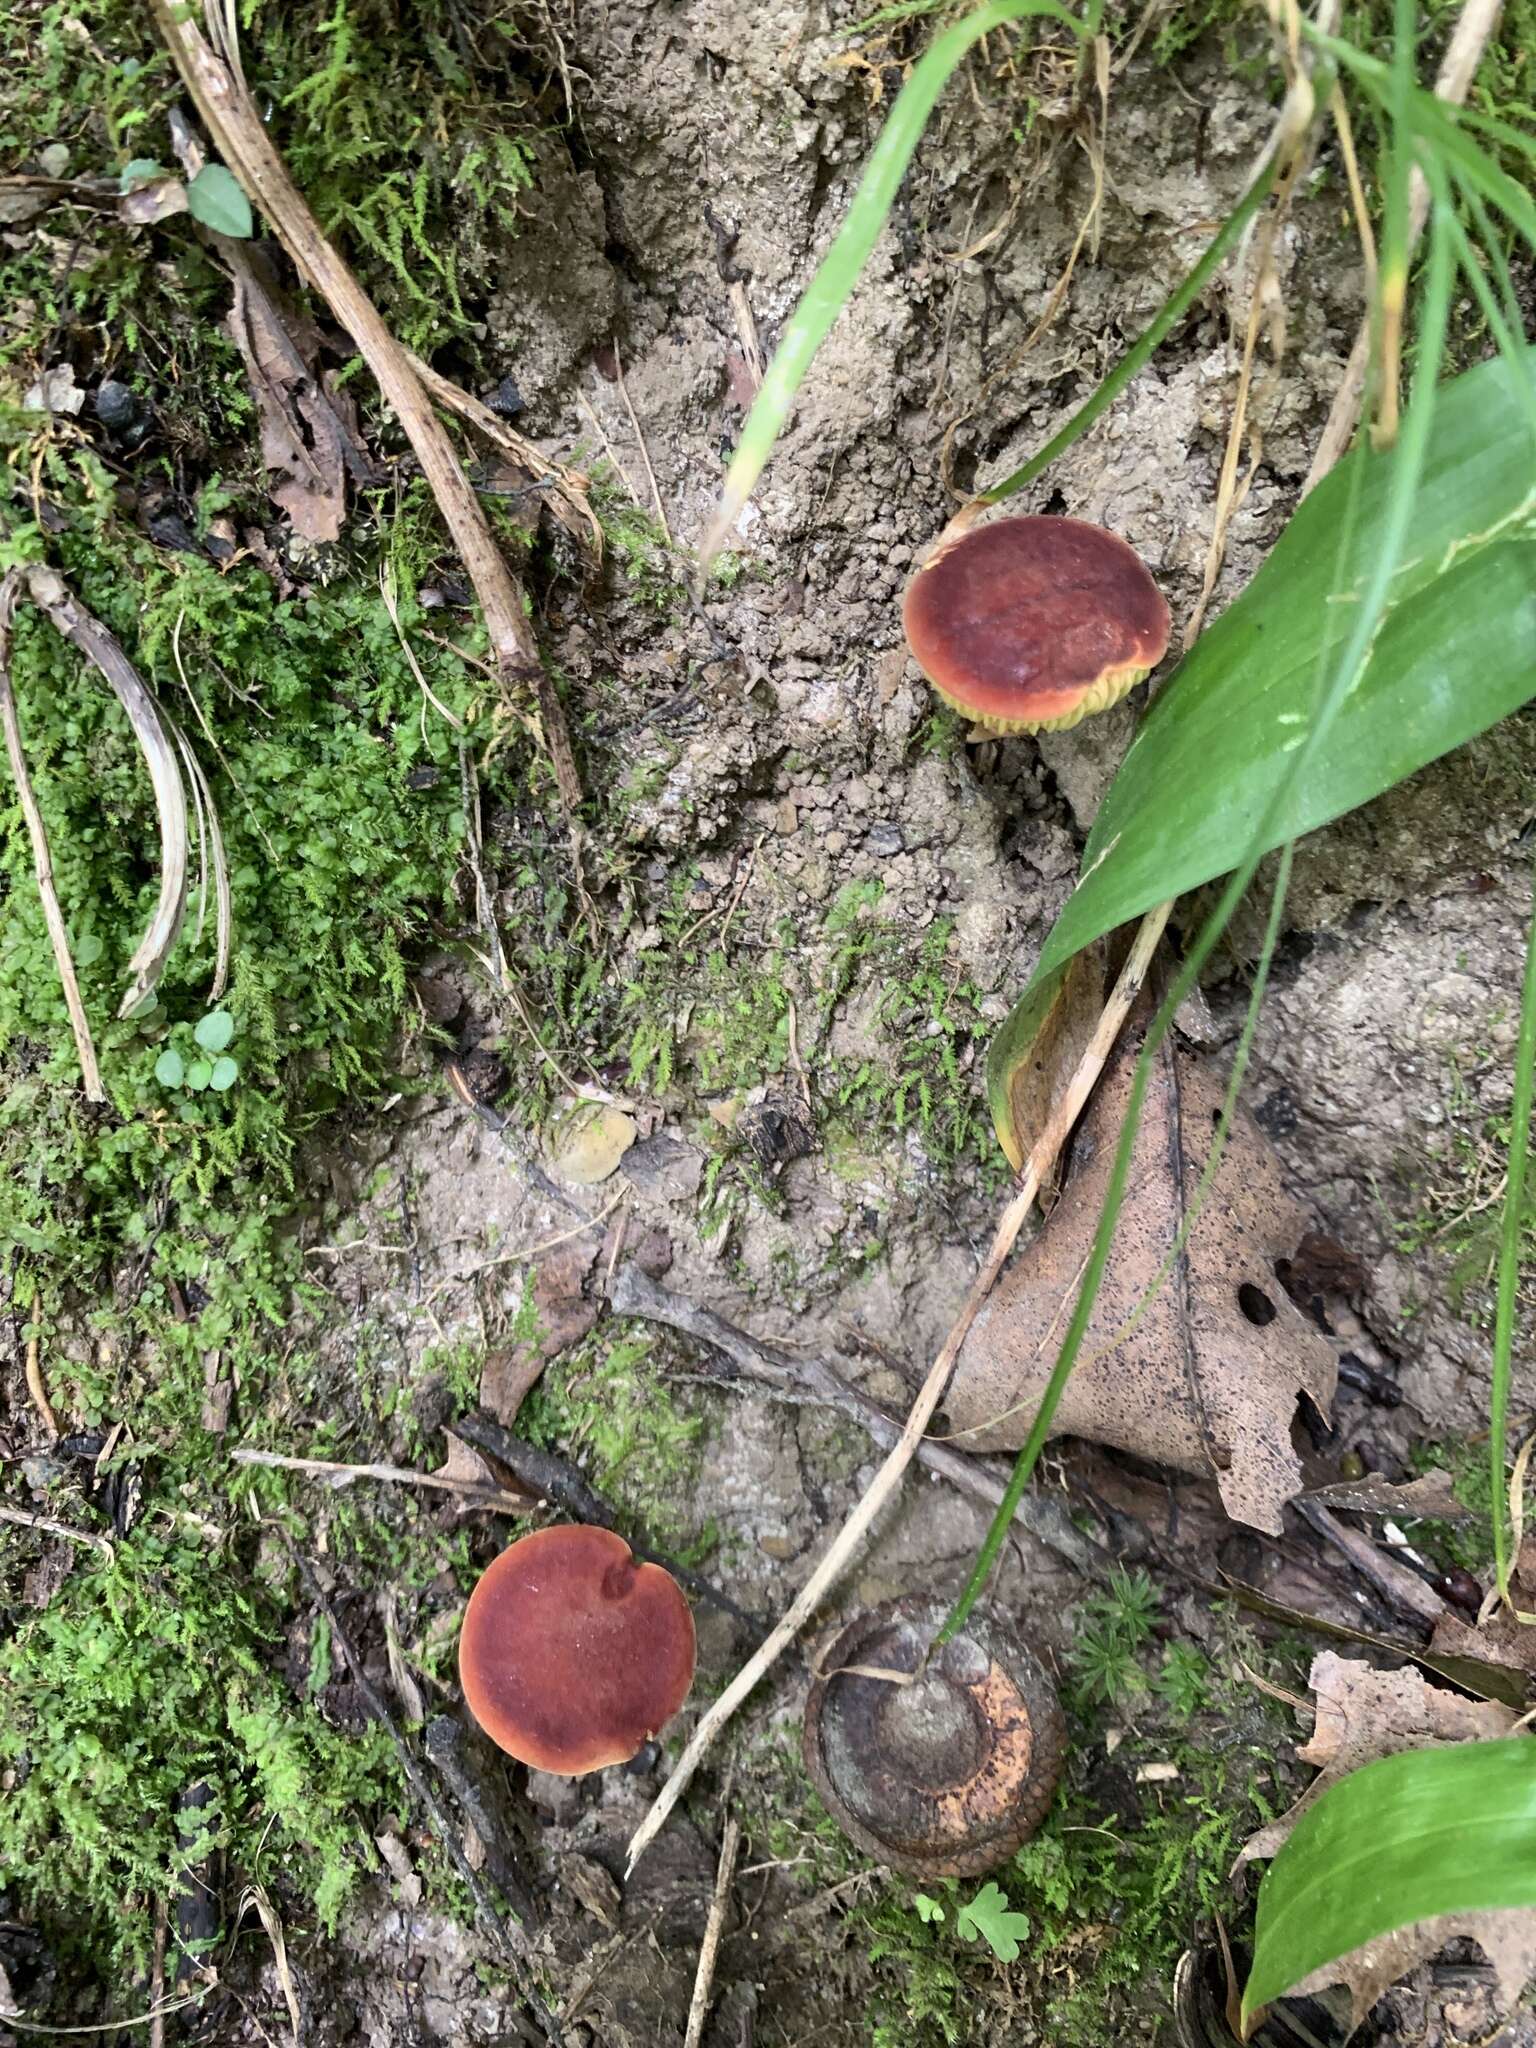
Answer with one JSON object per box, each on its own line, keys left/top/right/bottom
{"left": 623, "top": 1133, "right": 704, "bottom": 1203}
{"left": 24, "top": 364, "right": 84, "bottom": 416}
{"left": 37, "top": 143, "right": 69, "bottom": 179}
{"left": 485, "top": 374, "right": 525, "bottom": 419}
{"left": 93, "top": 378, "right": 149, "bottom": 441}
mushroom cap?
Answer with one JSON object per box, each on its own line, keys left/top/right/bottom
{"left": 903, "top": 515, "right": 1171, "bottom": 734}
{"left": 460, "top": 1526, "right": 696, "bottom": 1775}
{"left": 803, "top": 1598, "right": 1065, "bottom": 1877}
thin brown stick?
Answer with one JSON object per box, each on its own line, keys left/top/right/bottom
{"left": 627, "top": 902, "right": 1169, "bottom": 1870}
{"left": 229, "top": 1445, "right": 531, "bottom": 1513}
{"left": 407, "top": 350, "right": 603, "bottom": 559}
{"left": 146, "top": 0, "right": 582, "bottom": 814}
{"left": 24, "top": 1335, "right": 59, "bottom": 1439}
{"left": 148, "top": 1898, "right": 168, "bottom": 2048}
{"left": 0, "top": 571, "right": 104, "bottom": 1100}
{"left": 684, "top": 1814, "right": 741, "bottom": 2048}
{"left": 0, "top": 1503, "right": 114, "bottom": 1557}
{"left": 1301, "top": 0, "right": 1504, "bottom": 491}
{"left": 612, "top": 338, "right": 672, "bottom": 545}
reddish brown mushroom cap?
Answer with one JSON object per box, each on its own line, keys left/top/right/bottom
{"left": 459, "top": 1526, "right": 696, "bottom": 1775}
{"left": 903, "top": 515, "right": 1171, "bottom": 734}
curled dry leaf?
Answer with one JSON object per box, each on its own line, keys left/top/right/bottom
{"left": 226, "top": 266, "right": 355, "bottom": 545}
{"left": 947, "top": 1001, "right": 1338, "bottom": 1532}
{"left": 1240, "top": 1652, "right": 1529, "bottom": 2027}
{"left": 480, "top": 1237, "right": 602, "bottom": 1427}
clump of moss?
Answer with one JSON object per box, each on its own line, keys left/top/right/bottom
{"left": 0, "top": 1519, "right": 401, "bottom": 1983}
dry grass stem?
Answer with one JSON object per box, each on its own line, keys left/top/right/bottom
{"left": 1302, "top": 0, "right": 1505, "bottom": 490}
{"left": 684, "top": 1815, "right": 742, "bottom": 2048}
{"left": 626, "top": 901, "right": 1169, "bottom": 1871}
{"left": 147, "top": 0, "right": 582, "bottom": 813}
{"left": 0, "top": 571, "right": 103, "bottom": 1100}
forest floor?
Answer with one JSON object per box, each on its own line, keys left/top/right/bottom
{"left": 1, "top": 0, "right": 1534, "bottom": 2043}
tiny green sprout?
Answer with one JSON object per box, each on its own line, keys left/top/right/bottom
{"left": 955, "top": 1881, "right": 1030, "bottom": 1962}
{"left": 914, "top": 1893, "right": 946, "bottom": 1925}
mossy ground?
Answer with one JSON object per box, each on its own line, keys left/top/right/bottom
{"left": 3, "top": 0, "right": 1529, "bottom": 2034}
{"left": 740, "top": 1597, "right": 1307, "bottom": 2048}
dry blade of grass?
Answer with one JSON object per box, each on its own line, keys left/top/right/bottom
{"left": 625, "top": 901, "right": 1168, "bottom": 1872}
{"left": 148, "top": 0, "right": 582, "bottom": 815}
{"left": 20, "top": 565, "right": 193, "bottom": 1020}
{"left": 0, "top": 570, "right": 104, "bottom": 1100}
{"left": 1302, "top": 0, "right": 1505, "bottom": 490}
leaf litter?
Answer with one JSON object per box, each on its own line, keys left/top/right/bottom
{"left": 1240, "top": 1651, "right": 1534, "bottom": 2027}
{"left": 946, "top": 997, "right": 1338, "bottom": 1532}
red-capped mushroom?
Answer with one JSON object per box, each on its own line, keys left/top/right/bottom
{"left": 903, "top": 514, "right": 1171, "bottom": 734}
{"left": 459, "top": 1525, "right": 696, "bottom": 1774}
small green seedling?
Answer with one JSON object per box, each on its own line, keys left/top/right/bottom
{"left": 955, "top": 1881, "right": 1031, "bottom": 1962}
{"left": 913, "top": 1892, "right": 946, "bottom": 1925}
{"left": 154, "top": 1011, "right": 240, "bottom": 1094}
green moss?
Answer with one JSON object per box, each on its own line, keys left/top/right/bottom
{"left": 740, "top": 1613, "right": 1301, "bottom": 2048}
{"left": 2, "top": 0, "right": 551, "bottom": 363}
{"left": 0, "top": 1520, "right": 401, "bottom": 1980}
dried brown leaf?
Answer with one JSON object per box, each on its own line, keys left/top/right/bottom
{"left": 949, "top": 1008, "right": 1337, "bottom": 1532}
{"left": 479, "top": 1237, "right": 602, "bottom": 1426}
{"left": 225, "top": 270, "right": 350, "bottom": 543}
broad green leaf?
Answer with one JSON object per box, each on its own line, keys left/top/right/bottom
{"left": 118, "top": 158, "right": 164, "bottom": 192}
{"left": 186, "top": 1058, "right": 213, "bottom": 1092}
{"left": 194, "top": 1009, "right": 234, "bottom": 1053}
{"left": 1243, "top": 1741, "right": 1536, "bottom": 2027}
{"left": 153, "top": 1048, "right": 185, "bottom": 1089}
{"left": 186, "top": 163, "right": 253, "bottom": 238}
{"left": 988, "top": 354, "right": 1536, "bottom": 1160}
{"left": 208, "top": 1056, "right": 239, "bottom": 1092}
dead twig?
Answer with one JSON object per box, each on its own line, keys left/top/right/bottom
{"left": 611, "top": 338, "right": 672, "bottom": 546}
{"left": 229, "top": 1444, "right": 532, "bottom": 1515}
{"left": 1302, "top": 0, "right": 1505, "bottom": 490}
{"left": 146, "top": 0, "right": 582, "bottom": 815}
{"left": 627, "top": 903, "right": 1168, "bottom": 1871}
{"left": 0, "top": 1502, "right": 113, "bottom": 1557}
{"left": 407, "top": 351, "right": 603, "bottom": 560}
{"left": 277, "top": 1534, "right": 564, "bottom": 2041}
{"left": 684, "top": 1813, "right": 742, "bottom": 2048}
{"left": 0, "top": 571, "right": 104, "bottom": 1098}
{"left": 608, "top": 1264, "right": 1105, "bottom": 1579}
{"left": 24, "top": 1335, "right": 59, "bottom": 1440}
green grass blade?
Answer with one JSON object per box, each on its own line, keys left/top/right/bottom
{"left": 1242, "top": 1742, "right": 1536, "bottom": 2024}
{"left": 697, "top": 0, "right": 1095, "bottom": 567}
{"left": 1411, "top": 97, "right": 1536, "bottom": 245}
{"left": 985, "top": 352, "right": 1536, "bottom": 1153}
{"left": 949, "top": 207, "right": 1457, "bottom": 1632}
{"left": 1489, "top": 857, "right": 1536, "bottom": 1598}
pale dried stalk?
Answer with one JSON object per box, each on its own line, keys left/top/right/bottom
{"left": 627, "top": 902, "right": 1170, "bottom": 1871}
{"left": 0, "top": 571, "right": 104, "bottom": 1100}
{"left": 230, "top": 1445, "right": 531, "bottom": 1514}
{"left": 147, "top": 0, "right": 582, "bottom": 813}
{"left": 1302, "top": 0, "right": 1505, "bottom": 493}
{"left": 24, "top": 565, "right": 189, "bottom": 1016}
{"left": 684, "top": 1815, "right": 741, "bottom": 2048}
